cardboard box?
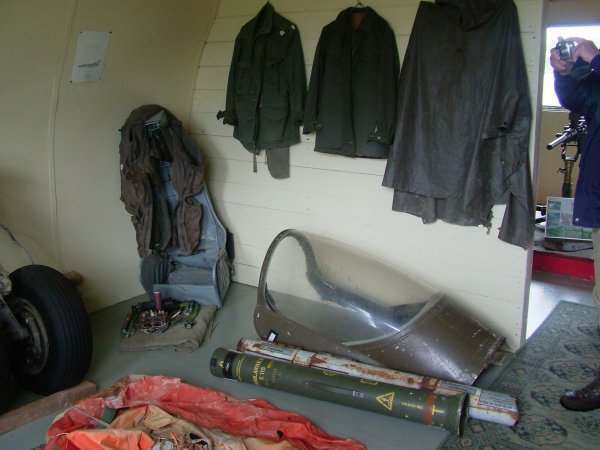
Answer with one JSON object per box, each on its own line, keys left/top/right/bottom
{"left": 545, "top": 197, "right": 592, "bottom": 241}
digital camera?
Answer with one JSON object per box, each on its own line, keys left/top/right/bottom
{"left": 556, "top": 40, "right": 576, "bottom": 60}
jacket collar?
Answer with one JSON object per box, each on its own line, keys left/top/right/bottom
{"left": 245, "top": 2, "right": 275, "bottom": 41}
{"left": 327, "top": 7, "right": 376, "bottom": 61}
{"left": 436, "top": 0, "right": 506, "bottom": 30}
{"left": 334, "top": 6, "right": 376, "bottom": 33}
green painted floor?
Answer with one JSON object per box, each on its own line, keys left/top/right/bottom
{"left": 0, "top": 272, "right": 594, "bottom": 450}
{"left": 0, "top": 282, "right": 451, "bottom": 449}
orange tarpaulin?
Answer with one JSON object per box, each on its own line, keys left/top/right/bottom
{"left": 45, "top": 375, "right": 365, "bottom": 450}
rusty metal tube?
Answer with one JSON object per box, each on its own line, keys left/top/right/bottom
{"left": 210, "top": 347, "right": 467, "bottom": 435}
{"left": 237, "top": 338, "right": 519, "bottom": 426}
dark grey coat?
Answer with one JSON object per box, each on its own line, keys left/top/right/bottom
{"left": 303, "top": 7, "right": 399, "bottom": 158}
{"left": 382, "top": 0, "right": 534, "bottom": 249}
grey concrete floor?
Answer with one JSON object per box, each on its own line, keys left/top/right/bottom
{"left": 0, "top": 272, "right": 596, "bottom": 450}
{"left": 527, "top": 271, "right": 596, "bottom": 338}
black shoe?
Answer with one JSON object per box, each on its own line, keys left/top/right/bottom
{"left": 560, "top": 370, "right": 600, "bottom": 411}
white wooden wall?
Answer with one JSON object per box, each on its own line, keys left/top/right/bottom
{"left": 191, "top": 0, "right": 545, "bottom": 350}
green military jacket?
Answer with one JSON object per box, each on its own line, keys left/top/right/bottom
{"left": 217, "top": 3, "right": 306, "bottom": 152}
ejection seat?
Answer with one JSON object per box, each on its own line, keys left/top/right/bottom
{"left": 136, "top": 109, "right": 232, "bottom": 308}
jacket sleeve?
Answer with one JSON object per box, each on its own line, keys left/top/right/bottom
{"left": 554, "top": 55, "right": 600, "bottom": 120}
{"left": 369, "top": 25, "right": 400, "bottom": 146}
{"left": 288, "top": 26, "right": 307, "bottom": 125}
{"left": 303, "top": 29, "right": 326, "bottom": 134}
{"left": 495, "top": 2, "right": 535, "bottom": 248}
{"left": 217, "top": 38, "right": 242, "bottom": 126}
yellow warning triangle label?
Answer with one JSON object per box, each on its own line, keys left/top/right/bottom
{"left": 376, "top": 392, "right": 395, "bottom": 411}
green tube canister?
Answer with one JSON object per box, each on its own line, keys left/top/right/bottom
{"left": 210, "top": 348, "right": 467, "bottom": 435}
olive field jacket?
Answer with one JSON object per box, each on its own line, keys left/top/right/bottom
{"left": 217, "top": 3, "right": 306, "bottom": 152}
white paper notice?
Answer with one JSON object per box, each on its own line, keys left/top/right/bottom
{"left": 71, "top": 31, "right": 111, "bottom": 83}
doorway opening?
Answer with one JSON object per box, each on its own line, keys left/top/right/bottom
{"left": 535, "top": 23, "right": 599, "bottom": 263}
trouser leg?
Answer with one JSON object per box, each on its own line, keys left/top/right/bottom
{"left": 266, "top": 147, "right": 290, "bottom": 179}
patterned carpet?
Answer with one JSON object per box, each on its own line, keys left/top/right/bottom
{"left": 442, "top": 301, "right": 600, "bottom": 449}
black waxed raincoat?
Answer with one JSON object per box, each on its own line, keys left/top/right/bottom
{"left": 217, "top": 3, "right": 306, "bottom": 153}
{"left": 382, "top": 0, "right": 534, "bottom": 249}
{"left": 303, "top": 7, "right": 399, "bottom": 158}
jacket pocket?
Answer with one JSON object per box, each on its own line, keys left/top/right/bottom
{"left": 481, "top": 93, "right": 519, "bottom": 140}
{"left": 357, "top": 50, "right": 381, "bottom": 82}
{"left": 235, "top": 60, "right": 254, "bottom": 94}
{"left": 235, "top": 94, "right": 256, "bottom": 144}
{"left": 359, "top": 49, "right": 380, "bottom": 62}
{"left": 264, "top": 57, "right": 284, "bottom": 91}
{"left": 260, "top": 93, "right": 290, "bottom": 143}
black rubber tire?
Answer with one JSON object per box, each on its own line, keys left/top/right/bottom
{"left": 7, "top": 265, "right": 92, "bottom": 395}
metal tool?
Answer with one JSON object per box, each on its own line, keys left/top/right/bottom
{"left": 120, "top": 298, "right": 200, "bottom": 337}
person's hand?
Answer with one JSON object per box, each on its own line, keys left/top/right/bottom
{"left": 568, "top": 37, "right": 600, "bottom": 64}
{"left": 550, "top": 45, "right": 573, "bottom": 76}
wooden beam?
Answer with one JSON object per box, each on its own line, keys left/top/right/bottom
{"left": 0, "top": 381, "right": 97, "bottom": 436}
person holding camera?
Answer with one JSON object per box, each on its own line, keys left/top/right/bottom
{"left": 551, "top": 37, "right": 600, "bottom": 411}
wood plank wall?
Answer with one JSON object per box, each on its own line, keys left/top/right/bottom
{"left": 191, "top": 0, "right": 544, "bottom": 350}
